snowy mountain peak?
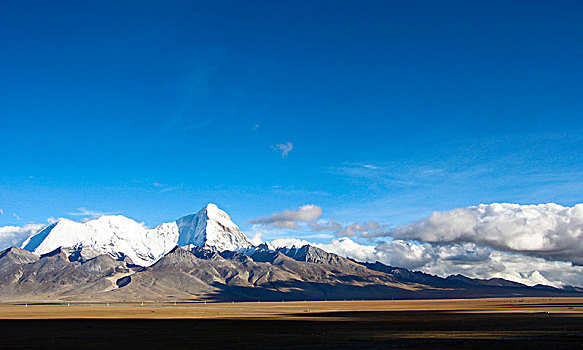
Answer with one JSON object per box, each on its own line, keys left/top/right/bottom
{"left": 21, "top": 215, "right": 178, "bottom": 267}
{"left": 204, "top": 203, "right": 220, "bottom": 213}
{"left": 20, "top": 203, "right": 254, "bottom": 266}
{"left": 176, "top": 203, "right": 253, "bottom": 252}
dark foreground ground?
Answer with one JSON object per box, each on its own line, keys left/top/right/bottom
{"left": 1, "top": 310, "right": 583, "bottom": 349}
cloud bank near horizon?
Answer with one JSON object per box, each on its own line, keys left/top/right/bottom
{"left": 269, "top": 237, "right": 583, "bottom": 288}
{"left": 260, "top": 202, "right": 583, "bottom": 266}
{"left": 390, "top": 203, "right": 583, "bottom": 265}
{"left": 256, "top": 202, "right": 583, "bottom": 288}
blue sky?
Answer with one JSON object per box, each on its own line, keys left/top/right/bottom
{"left": 1, "top": 0, "right": 582, "bottom": 241}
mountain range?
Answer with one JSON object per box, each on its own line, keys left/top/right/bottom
{"left": 0, "top": 204, "right": 581, "bottom": 302}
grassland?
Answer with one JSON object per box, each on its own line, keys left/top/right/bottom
{"left": 1, "top": 298, "right": 582, "bottom": 349}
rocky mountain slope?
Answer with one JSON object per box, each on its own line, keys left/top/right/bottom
{"left": 0, "top": 204, "right": 580, "bottom": 302}
{"left": 0, "top": 243, "right": 581, "bottom": 302}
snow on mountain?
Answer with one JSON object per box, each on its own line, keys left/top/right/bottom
{"left": 21, "top": 204, "right": 253, "bottom": 266}
{"left": 21, "top": 215, "right": 179, "bottom": 266}
{"left": 176, "top": 203, "right": 252, "bottom": 251}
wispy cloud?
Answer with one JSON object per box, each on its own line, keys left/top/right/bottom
{"left": 420, "top": 168, "right": 445, "bottom": 176}
{"left": 332, "top": 162, "right": 447, "bottom": 188}
{"left": 153, "top": 182, "right": 182, "bottom": 193}
{"left": 268, "top": 186, "right": 330, "bottom": 197}
{"left": 0, "top": 209, "right": 3, "bottom": 215}
{"left": 68, "top": 208, "right": 116, "bottom": 218}
{"left": 272, "top": 142, "right": 293, "bottom": 158}
{"left": 355, "top": 163, "right": 379, "bottom": 170}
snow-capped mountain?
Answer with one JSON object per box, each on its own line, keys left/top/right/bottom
{"left": 176, "top": 203, "right": 252, "bottom": 251}
{"left": 3, "top": 204, "right": 581, "bottom": 303}
{"left": 21, "top": 204, "right": 253, "bottom": 266}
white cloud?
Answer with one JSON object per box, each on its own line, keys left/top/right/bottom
{"left": 0, "top": 224, "right": 45, "bottom": 251}
{"left": 249, "top": 232, "right": 264, "bottom": 246}
{"left": 270, "top": 238, "right": 313, "bottom": 249}
{"left": 319, "top": 238, "right": 378, "bottom": 263}
{"left": 249, "top": 204, "right": 322, "bottom": 229}
{"left": 0, "top": 209, "right": 3, "bottom": 215}
{"left": 390, "top": 203, "right": 583, "bottom": 265}
{"left": 272, "top": 142, "right": 293, "bottom": 158}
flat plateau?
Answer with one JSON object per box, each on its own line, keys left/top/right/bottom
{"left": 1, "top": 298, "right": 582, "bottom": 349}
{"left": 1, "top": 297, "right": 583, "bottom": 319}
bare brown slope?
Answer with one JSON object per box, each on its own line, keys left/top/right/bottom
{"left": 0, "top": 245, "right": 580, "bottom": 302}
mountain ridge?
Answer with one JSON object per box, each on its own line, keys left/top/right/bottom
{"left": 20, "top": 204, "right": 251, "bottom": 266}
{"left": 0, "top": 243, "right": 581, "bottom": 302}
{"left": 1, "top": 203, "right": 580, "bottom": 302}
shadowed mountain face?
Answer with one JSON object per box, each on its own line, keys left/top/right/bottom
{"left": 0, "top": 245, "right": 581, "bottom": 302}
